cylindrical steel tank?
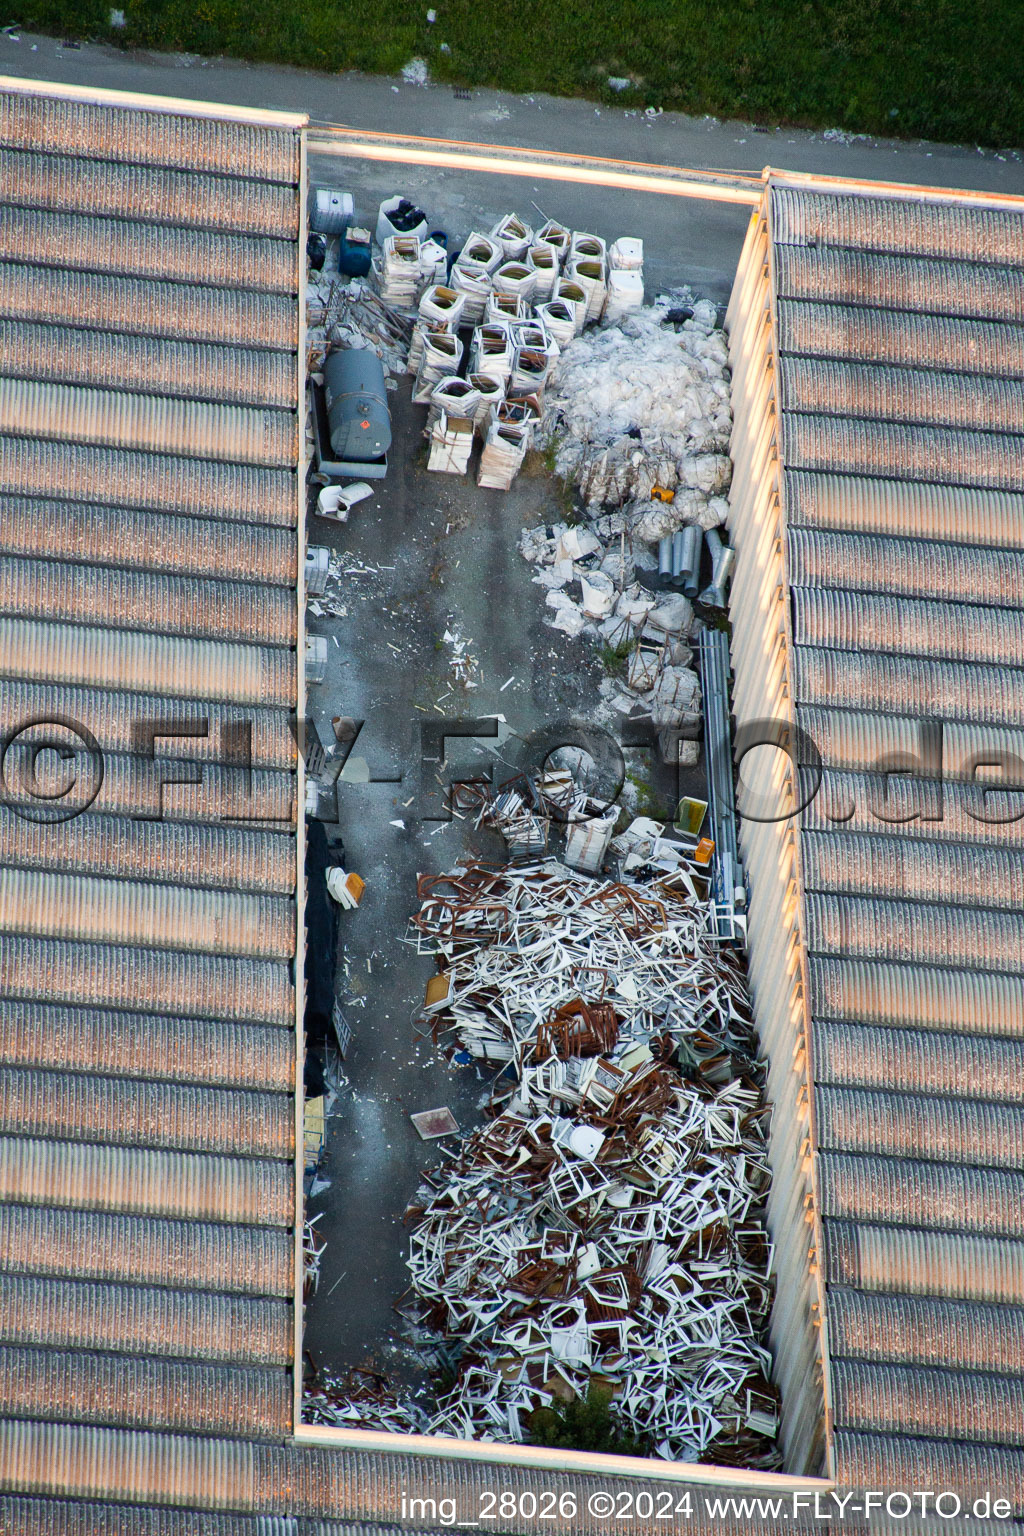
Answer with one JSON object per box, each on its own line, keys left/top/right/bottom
{"left": 309, "top": 188, "right": 354, "bottom": 234}
{"left": 322, "top": 350, "right": 391, "bottom": 463}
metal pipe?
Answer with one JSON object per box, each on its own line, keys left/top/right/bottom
{"left": 679, "top": 523, "right": 702, "bottom": 597}
{"left": 702, "top": 527, "right": 736, "bottom": 607}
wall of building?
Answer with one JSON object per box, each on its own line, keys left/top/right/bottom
{"left": 723, "top": 205, "right": 829, "bottom": 1475}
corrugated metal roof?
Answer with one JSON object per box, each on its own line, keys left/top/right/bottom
{"left": 771, "top": 185, "right": 1024, "bottom": 264}
{"left": 0, "top": 869, "right": 294, "bottom": 957}
{"left": 0, "top": 1068, "right": 294, "bottom": 1158}
{"left": 0, "top": 378, "right": 296, "bottom": 465}
{"left": 1, "top": 147, "right": 298, "bottom": 238}
{"left": 0, "top": 207, "right": 297, "bottom": 291}
{"left": 828, "top": 1288, "right": 1024, "bottom": 1375}
{"left": 776, "top": 298, "right": 1024, "bottom": 378}
{"left": 0, "top": 91, "right": 300, "bottom": 181}
{"left": 833, "top": 1430, "right": 1024, "bottom": 1515}
{"left": 832, "top": 1359, "right": 1024, "bottom": 1448}
{"left": 2, "top": 262, "right": 297, "bottom": 348}
{"left": 0, "top": 320, "right": 298, "bottom": 408}
{"left": 0, "top": 681, "right": 296, "bottom": 768}
{"left": 0, "top": 85, "right": 303, "bottom": 1484}
{"left": 0, "top": 1204, "right": 293, "bottom": 1295}
{"left": 804, "top": 891, "right": 1024, "bottom": 972}
{"left": 0, "top": 556, "right": 297, "bottom": 644}
{"left": 0, "top": 745, "right": 295, "bottom": 828}
{"left": 0, "top": 496, "right": 297, "bottom": 584}
{"left": 814, "top": 1021, "right": 1024, "bottom": 1104}
{"left": 0, "top": 1274, "right": 291, "bottom": 1366}
{"left": 0, "top": 1419, "right": 255, "bottom": 1509}
{"left": 0, "top": 1002, "right": 294, "bottom": 1090}
{"left": 0, "top": 438, "right": 296, "bottom": 522}
{"left": 795, "top": 704, "right": 1024, "bottom": 785}
{"left": 787, "top": 527, "right": 1024, "bottom": 608}
{"left": 731, "top": 178, "right": 1024, "bottom": 1492}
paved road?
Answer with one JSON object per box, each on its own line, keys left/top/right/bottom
{"left": 4, "top": 31, "right": 1023, "bottom": 298}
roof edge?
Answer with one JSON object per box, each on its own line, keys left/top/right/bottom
{"left": 762, "top": 166, "right": 1024, "bottom": 214}
{"left": 0, "top": 72, "right": 308, "bottom": 130}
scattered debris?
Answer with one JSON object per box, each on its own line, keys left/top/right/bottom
{"left": 411, "top": 1106, "right": 461, "bottom": 1140}
{"left": 401, "top": 57, "right": 430, "bottom": 86}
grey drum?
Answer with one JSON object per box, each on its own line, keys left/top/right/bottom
{"left": 322, "top": 349, "right": 392, "bottom": 462}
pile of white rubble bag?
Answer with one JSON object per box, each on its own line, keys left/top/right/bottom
{"left": 371, "top": 211, "right": 648, "bottom": 490}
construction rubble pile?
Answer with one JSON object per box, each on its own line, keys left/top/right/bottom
{"left": 311, "top": 791, "right": 779, "bottom": 1469}
{"left": 306, "top": 268, "right": 412, "bottom": 380}
{"left": 367, "top": 215, "right": 646, "bottom": 491}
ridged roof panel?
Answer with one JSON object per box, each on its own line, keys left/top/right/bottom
{"left": 0, "top": 438, "right": 296, "bottom": 523}
{"left": 0, "top": 92, "right": 300, "bottom": 181}
{"left": 779, "top": 356, "right": 1024, "bottom": 433}
{"left": 0, "top": 148, "right": 298, "bottom": 239}
{"left": 823, "top": 1222, "right": 1024, "bottom": 1307}
{"left": 774, "top": 243, "right": 1024, "bottom": 320}
{"left": 0, "top": 497, "right": 296, "bottom": 584}
{"left": 0, "top": 1275, "right": 291, "bottom": 1366}
{"left": 771, "top": 186, "right": 1024, "bottom": 264}
{"left": 0, "top": 206, "right": 297, "bottom": 292}
{"left": 831, "top": 1359, "right": 1024, "bottom": 1446}
{"left": 787, "top": 528, "right": 1024, "bottom": 608}
{"left": 0, "top": 320, "right": 298, "bottom": 408}
{"left": 828, "top": 1287, "right": 1024, "bottom": 1375}
{"left": 793, "top": 587, "right": 1024, "bottom": 666}
{"left": 2, "top": 262, "right": 297, "bottom": 349}
{"left": 813, "top": 1021, "right": 1024, "bottom": 1104}
{"left": 799, "top": 768, "right": 1024, "bottom": 848}
{"left": 783, "top": 412, "right": 1024, "bottom": 490}
{"left": 785, "top": 469, "right": 1024, "bottom": 548}
{"left": 816, "top": 1085, "right": 1024, "bottom": 1169}
{"left": 817, "top": 1151, "right": 1024, "bottom": 1237}
{"left": 0, "top": 1204, "right": 293, "bottom": 1296}
{"left": 0, "top": 1069, "right": 294, "bottom": 1159}
{"left": 0, "top": 556, "right": 297, "bottom": 645}
{"left": 776, "top": 299, "right": 1024, "bottom": 378}
{"left": 0, "top": 1137, "right": 292, "bottom": 1226}
{"left": 801, "top": 829, "right": 1024, "bottom": 909}
{"left": 0, "top": 1001, "right": 294, "bottom": 1089}
{"left": 0, "top": 810, "right": 295, "bottom": 893}
{"left": 0, "top": 1344, "right": 290, "bottom": 1439}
